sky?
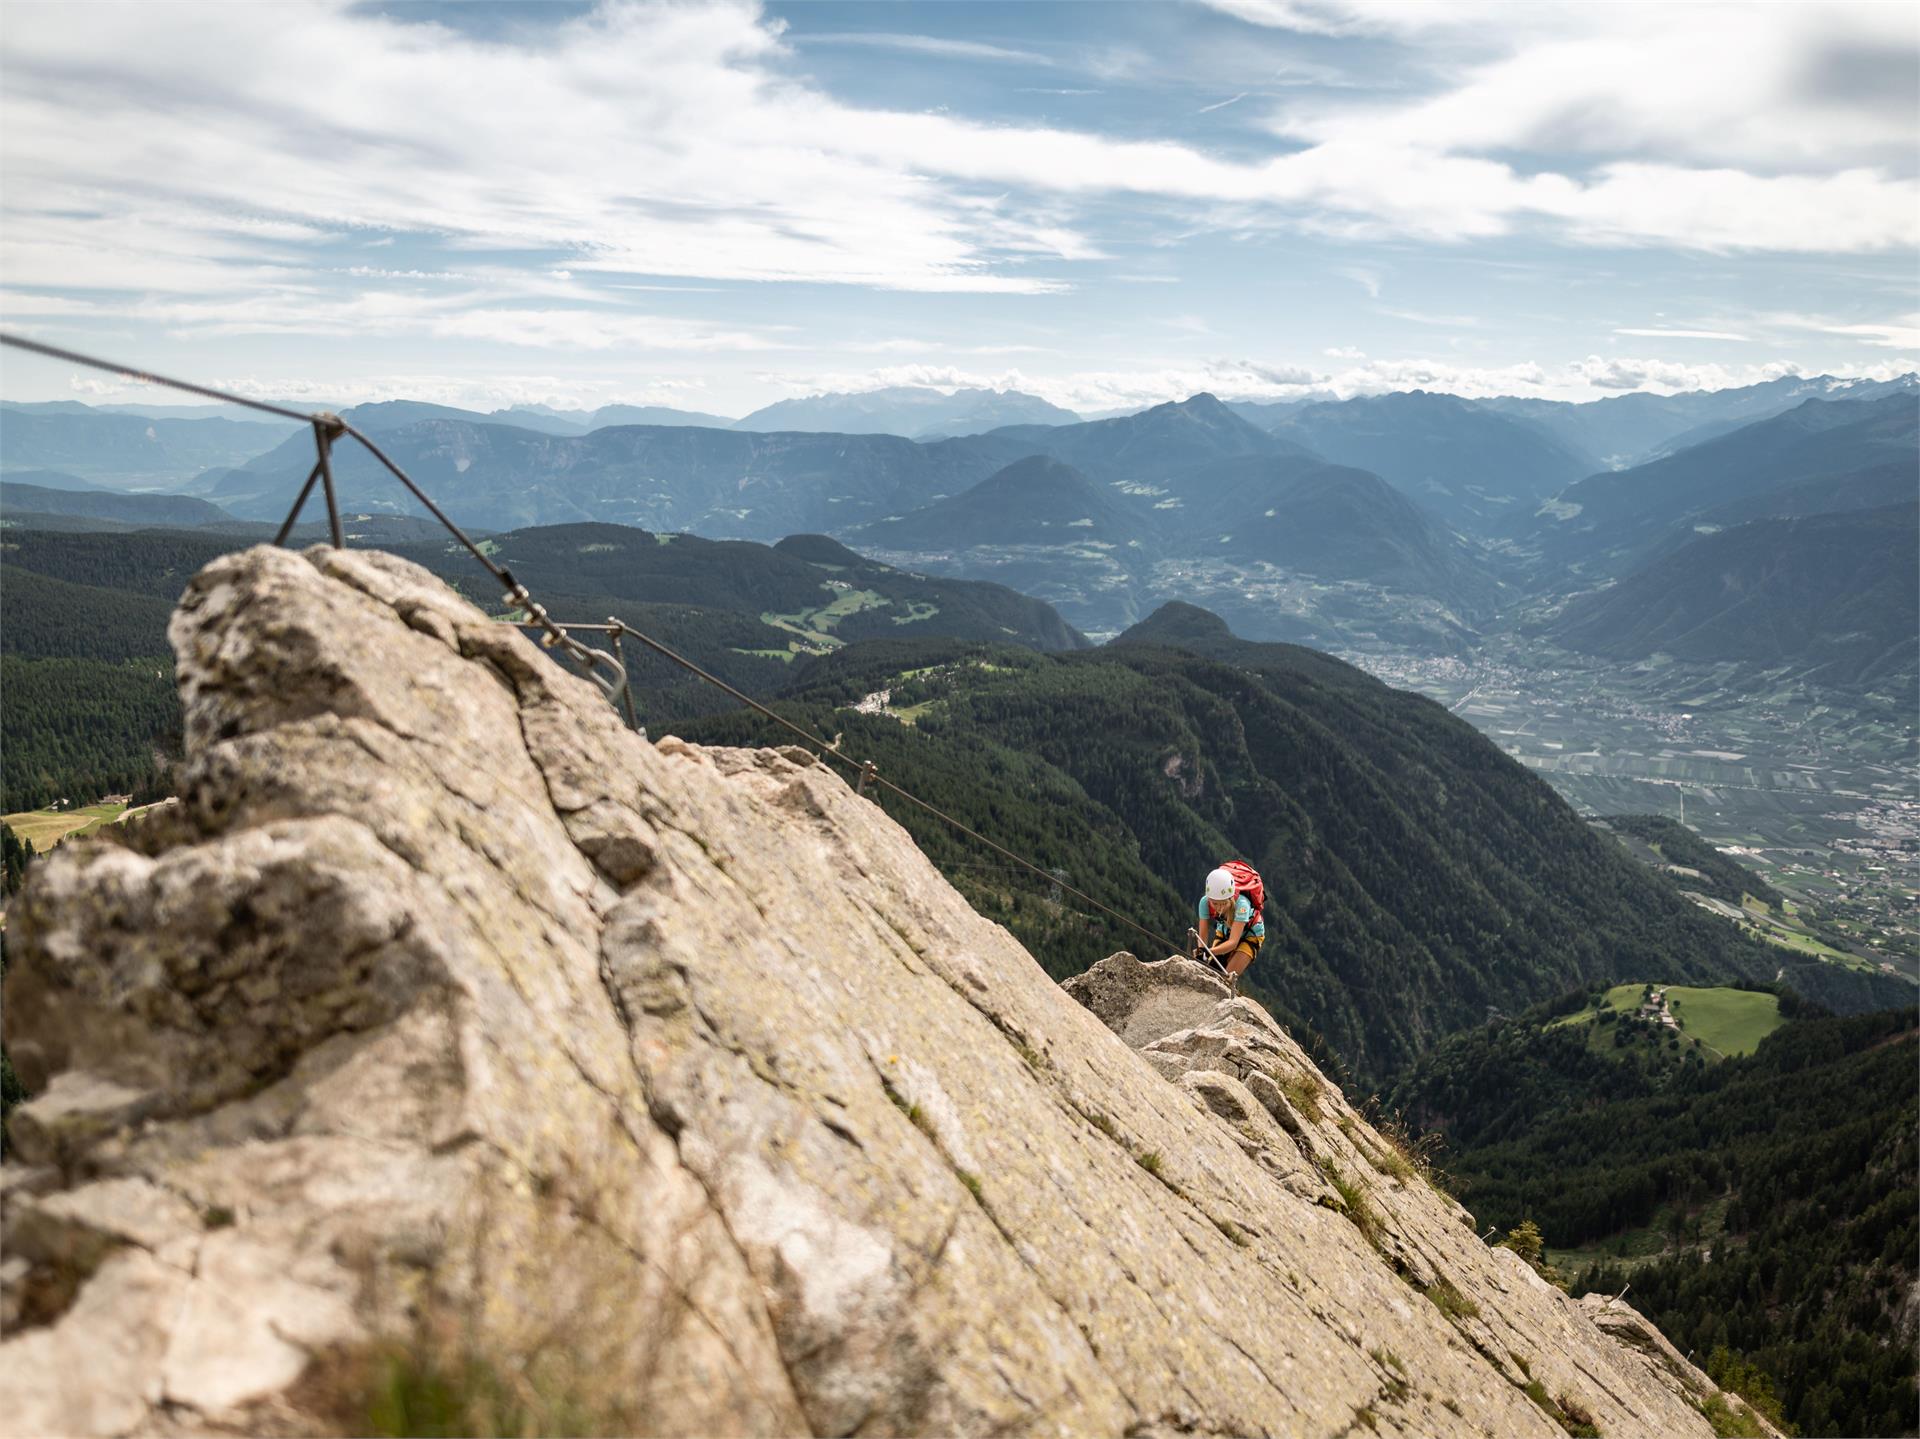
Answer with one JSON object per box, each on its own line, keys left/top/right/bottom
{"left": 1, "top": 0, "right": 1916, "bottom": 417}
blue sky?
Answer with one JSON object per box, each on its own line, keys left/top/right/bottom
{"left": 1, "top": 0, "right": 1914, "bottom": 416}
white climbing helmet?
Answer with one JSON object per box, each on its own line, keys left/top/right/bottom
{"left": 1206, "top": 867, "right": 1235, "bottom": 903}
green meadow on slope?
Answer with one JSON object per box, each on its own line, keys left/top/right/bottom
{"left": 1546, "top": 982, "right": 1785, "bottom": 1061}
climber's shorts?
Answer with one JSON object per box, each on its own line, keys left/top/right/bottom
{"left": 1226, "top": 933, "right": 1262, "bottom": 971}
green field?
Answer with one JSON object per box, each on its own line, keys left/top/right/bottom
{"left": 4, "top": 801, "right": 133, "bottom": 852}
{"left": 1662, "top": 986, "right": 1784, "bottom": 1057}
{"left": 1550, "top": 982, "right": 1784, "bottom": 1060}
{"left": 759, "top": 585, "right": 893, "bottom": 651}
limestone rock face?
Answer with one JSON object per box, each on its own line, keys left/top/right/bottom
{"left": 0, "top": 545, "right": 1773, "bottom": 1437}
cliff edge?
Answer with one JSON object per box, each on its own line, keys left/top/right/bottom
{"left": 0, "top": 545, "right": 1772, "bottom": 1437}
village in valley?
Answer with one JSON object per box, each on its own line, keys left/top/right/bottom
{"left": 1355, "top": 644, "right": 1920, "bottom": 984}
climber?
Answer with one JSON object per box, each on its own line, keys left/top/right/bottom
{"left": 1192, "top": 861, "right": 1264, "bottom": 981}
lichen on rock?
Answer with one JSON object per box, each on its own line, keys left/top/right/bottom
{"left": 1, "top": 545, "right": 1772, "bottom": 1437}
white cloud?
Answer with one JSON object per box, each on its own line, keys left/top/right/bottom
{"left": 801, "top": 33, "right": 1055, "bottom": 67}
{"left": 1379, "top": 306, "right": 1480, "bottom": 328}
{"left": 6, "top": 279, "right": 788, "bottom": 352}
{"left": 1334, "top": 266, "right": 1381, "bottom": 299}
{"left": 1764, "top": 311, "right": 1920, "bottom": 349}
{"left": 1613, "top": 328, "right": 1750, "bottom": 342}
{"left": 1268, "top": 3, "right": 1919, "bottom": 173}
{"left": 57, "top": 367, "right": 732, "bottom": 413}
{"left": 0, "top": 1, "right": 1082, "bottom": 302}
{"left": 0, "top": 0, "right": 1910, "bottom": 357}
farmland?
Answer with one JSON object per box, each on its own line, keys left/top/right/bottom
{"left": 1356, "top": 641, "right": 1920, "bottom": 986}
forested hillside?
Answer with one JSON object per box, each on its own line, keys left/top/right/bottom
{"left": 0, "top": 655, "right": 177, "bottom": 811}
{"left": 0, "top": 530, "right": 233, "bottom": 808}
{"left": 0, "top": 522, "right": 1087, "bottom": 805}
{"left": 1391, "top": 1001, "right": 1918, "bottom": 1438}
{"left": 674, "top": 603, "right": 1777, "bottom": 1080}
{"left": 0, "top": 480, "right": 236, "bottom": 527}
{"left": 1599, "top": 814, "right": 1784, "bottom": 910}
{"left": 848, "top": 455, "right": 1148, "bottom": 549}
{"left": 1549, "top": 503, "right": 1918, "bottom": 690}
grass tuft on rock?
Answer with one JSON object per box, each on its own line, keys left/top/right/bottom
{"left": 1320, "top": 1160, "right": 1383, "bottom": 1249}
{"left": 1215, "top": 1217, "right": 1252, "bottom": 1248}
{"left": 1696, "top": 1393, "right": 1767, "bottom": 1439}
{"left": 1278, "top": 1071, "right": 1322, "bottom": 1122}
{"left": 1421, "top": 1278, "right": 1480, "bottom": 1322}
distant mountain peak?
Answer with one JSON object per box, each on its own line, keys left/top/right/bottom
{"left": 733, "top": 385, "right": 1079, "bottom": 439}
{"left": 1113, "top": 601, "right": 1235, "bottom": 647}
{"left": 979, "top": 453, "right": 1093, "bottom": 486}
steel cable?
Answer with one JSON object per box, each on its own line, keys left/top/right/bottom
{"left": 609, "top": 620, "right": 1184, "bottom": 957}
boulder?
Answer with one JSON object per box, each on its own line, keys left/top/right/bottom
{"left": 1, "top": 545, "right": 1770, "bottom": 1437}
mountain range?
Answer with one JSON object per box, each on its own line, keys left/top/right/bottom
{"left": 1549, "top": 503, "right": 1918, "bottom": 690}
{"left": 1518, "top": 391, "right": 1919, "bottom": 579}
{"left": 1238, "top": 391, "right": 1596, "bottom": 533}
{"left": 849, "top": 444, "right": 1503, "bottom": 648}
{"left": 1481, "top": 372, "right": 1918, "bottom": 469}
{"left": 4, "top": 376, "right": 1913, "bottom": 682}
{"left": 733, "top": 384, "right": 1079, "bottom": 436}
{"left": 0, "top": 402, "right": 300, "bottom": 486}
{"left": 206, "top": 419, "right": 1035, "bottom": 536}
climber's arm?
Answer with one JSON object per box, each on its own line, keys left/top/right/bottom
{"left": 1209, "top": 918, "right": 1246, "bottom": 957}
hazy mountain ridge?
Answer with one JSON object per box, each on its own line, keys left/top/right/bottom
{"left": 0, "top": 479, "right": 235, "bottom": 527}
{"left": 734, "top": 384, "right": 1079, "bottom": 438}
{"left": 0, "top": 403, "right": 301, "bottom": 486}
{"left": 207, "top": 417, "right": 1035, "bottom": 537}
{"left": 1480, "top": 372, "right": 1918, "bottom": 468}
{"left": 1548, "top": 502, "right": 1919, "bottom": 689}
{"left": 1260, "top": 391, "right": 1598, "bottom": 533}
{"left": 848, "top": 454, "right": 1147, "bottom": 549}
{"left": 1519, "top": 392, "right": 1919, "bottom": 578}
{"left": 987, "top": 392, "right": 1301, "bottom": 482}
{"left": 846, "top": 431, "right": 1503, "bottom": 648}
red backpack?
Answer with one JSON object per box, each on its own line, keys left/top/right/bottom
{"left": 1219, "top": 860, "right": 1264, "bottom": 916}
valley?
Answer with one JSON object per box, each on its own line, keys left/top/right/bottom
{"left": 1353, "top": 641, "right": 1920, "bottom": 980}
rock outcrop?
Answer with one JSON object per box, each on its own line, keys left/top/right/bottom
{"left": 0, "top": 545, "right": 1774, "bottom": 1437}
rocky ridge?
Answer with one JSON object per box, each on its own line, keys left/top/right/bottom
{"left": 0, "top": 545, "right": 1771, "bottom": 1436}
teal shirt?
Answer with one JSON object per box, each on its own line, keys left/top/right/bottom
{"left": 1199, "top": 893, "right": 1264, "bottom": 940}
